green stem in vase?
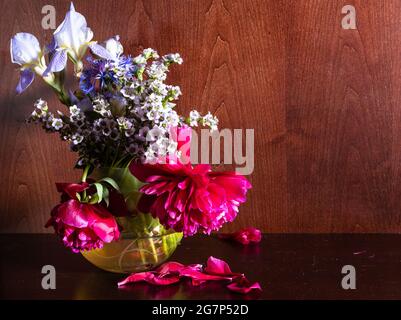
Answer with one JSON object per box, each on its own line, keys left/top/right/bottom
{"left": 138, "top": 213, "right": 159, "bottom": 265}
{"left": 137, "top": 241, "right": 147, "bottom": 265}
{"left": 162, "top": 236, "right": 169, "bottom": 256}
{"left": 148, "top": 237, "right": 158, "bottom": 265}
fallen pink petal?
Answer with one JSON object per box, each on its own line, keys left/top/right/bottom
{"left": 219, "top": 227, "right": 262, "bottom": 245}
{"left": 118, "top": 272, "right": 151, "bottom": 287}
{"left": 204, "top": 256, "right": 240, "bottom": 277}
{"left": 227, "top": 278, "right": 262, "bottom": 294}
{"left": 156, "top": 261, "right": 185, "bottom": 275}
{"left": 118, "top": 271, "right": 181, "bottom": 287}
{"left": 118, "top": 256, "right": 261, "bottom": 295}
{"left": 179, "top": 267, "right": 232, "bottom": 286}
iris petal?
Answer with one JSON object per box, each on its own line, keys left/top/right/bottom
{"left": 43, "top": 49, "right": 67, "bottom": 76}
{"left": 16, "top": 69, "right": 35, "bottom": 94}
{"left": 51, "top": 3, "right": 93, "bottom": 72}
{"left": 89, "top": 42, "right": 115, "bottom": 61}
{"left": 10, "top": 33, "right": 41, "bottom": 66}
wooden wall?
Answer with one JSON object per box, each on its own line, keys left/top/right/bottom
{"left": 1, "top": 0, "right": 401, "bottom": 233}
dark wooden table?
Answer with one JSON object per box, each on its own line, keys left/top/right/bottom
{"left": 1, "top": 234, "right": 401, "bottom": 300}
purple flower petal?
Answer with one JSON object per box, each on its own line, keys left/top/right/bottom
{"left": 16, "top": 69, "right": 35, "bottom": 94}
{"left": 43, "top": 49, "right": 67, "bottom": 76}
{"left": 10, "top": 33, "right": 41, "bottom": 66}
{"left": 89, "top": 43, "right": 114, "bottom": 60}
{"left": 45, "top": 37, "right": 57, "bottom": 54}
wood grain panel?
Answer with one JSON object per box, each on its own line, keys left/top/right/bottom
{"left": 285, "top": 0, "right": 401, "bottom": 232}
{"left": 1, "top": 0, "right": 401, "bottom": 233}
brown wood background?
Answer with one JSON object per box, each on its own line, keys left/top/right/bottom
{"left": 1, "top": 0, "right": 401, "bottom": 233}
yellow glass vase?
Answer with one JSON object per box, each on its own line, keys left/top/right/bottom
{"left": 82, "top": 224, "right": 183, "bottom": 273}
{"left": 81, "top": 167, "right": 183, "bottom": 273}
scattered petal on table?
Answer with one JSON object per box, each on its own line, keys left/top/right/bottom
{"left": 118, "top": 256, "right": 261, "bottom": 295}
{"left": 219, "top": 227, "right": 262, "bottom": 245}
{"left": 118, "top": 271, "right": 180, "bottom": 287}
{"left": 227, "top": 276, "right": 262, "bottom": 294}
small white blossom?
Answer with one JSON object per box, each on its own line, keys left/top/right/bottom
{"left": 121, "top": 85, "right": 137, "bottom": 100}
{"left": 147, "top": 126, "right": 165, "bottom": 142}
{"left": 202, "top": 112, "right": 219, "bottom": 131}
{"left": 34, "top": 99, "right": 48, "bottom": 111}
{"left": 146, "top": 110, "right": 160, "bottom": 121}
{"left": 148, "top": 80, "right": 167, "bottom": 96}
{"left": 189, "top": 110, "right": 200, "bottom": 127}
{"left": 135, "top": 127, "right": 149, "bottom": 142}
{"left": 144, "top": 148, "right": 159, "bottom": 164}
{"left": 51, "top": 118, "right": 63, "bottom": 131}
{"left": 147, "top": 61, "right": 168, "bottom": 80}
{"left": 133, "top": 55, "right": 147, "bottom": 65}
{"left": 71, "top": 133, "right": 84, "bottom": 145}
{"left": 45, "top": 115, "right": 54, "bottom": 129}
{"left": 167, "top": 140, "right": 178, "bottom": 155}
{"left": 143, "top": 48, "right": 159, "bottom": 59}
{"left": 93, "top": 96, "right": 111, "bottom": 117}
{"left": 167, "top": 86, "right": 182, "bottom": 100}
{"left": 69, "top": 105, "right": 80, "bottom": 116}
{"left": 163, "top": 53, "right": 183, "bottom": 65}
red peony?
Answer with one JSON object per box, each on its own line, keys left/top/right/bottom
{"left": 129, "top": 161, "right": 251, "bottom": 237}
{"left": 45, "top": 182, "right": 120, "bottom": 252}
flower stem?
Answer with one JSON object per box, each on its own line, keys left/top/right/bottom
{"left": 138, "top": 213, "right": 159, "bottom": 265}
{"left": 148, "top": 237, "right": 158, "bottom": 265}
{"left": 162, "top": 236, "right": 169, "bottom": 256}
{"left": 36, "top": 66, "right": 70, "bottom": 106}
{"left": 81, "top": 165, "right": 91, "bottom": 182}
{"left": 81, "top": 165, "right": 91, "bottom": 200}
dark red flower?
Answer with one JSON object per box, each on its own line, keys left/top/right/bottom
{"left": 129, "top": 161, "right": 251, "bottom": 237}
{"left": 46, "top": 182, "right": 120, "bottom": 252}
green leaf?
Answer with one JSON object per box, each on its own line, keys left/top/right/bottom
{"left": 98, "top": 177, "right": 120, "bottom": 191}
{"left": 102, "top": 187, "right": 110, "bottom": 207}
{"left": 93, "top": 183, "right": 103, "bottom": 203}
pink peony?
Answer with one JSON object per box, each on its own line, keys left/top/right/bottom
{"left": 129, "top": 161, "right": 251, "bottom": 237}
{"left": 45, "top": 182, "right": 120, "bottom": 252}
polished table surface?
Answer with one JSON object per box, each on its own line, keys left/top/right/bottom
{"left": 1, "top": 234, "right": 401, "bottom": 300}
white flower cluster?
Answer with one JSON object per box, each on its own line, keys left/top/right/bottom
{"left": 28, "top": 48, "right": 218, "bottom": 168}
{"left": 188, "top": 110, "right": 219, "bottom": 131}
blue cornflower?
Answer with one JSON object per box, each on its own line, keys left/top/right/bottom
{"left": 80, "top": 58, "right": 119, "bottom": 94}
{"left": 117, "top": 55, "right": 137, "bottom": 78}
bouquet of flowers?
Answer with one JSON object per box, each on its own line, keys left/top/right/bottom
{"left": 10, "top": 3, "right": 251, "bottom": 272}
